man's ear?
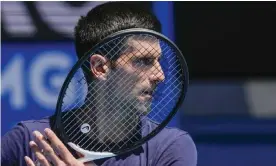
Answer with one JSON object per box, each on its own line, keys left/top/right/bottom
{"left": 90, "top": 54, "right": 109, "bottom": 80}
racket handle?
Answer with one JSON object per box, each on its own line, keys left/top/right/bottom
{"left": 67, "top": 142, "right": 116, "bottom": 163}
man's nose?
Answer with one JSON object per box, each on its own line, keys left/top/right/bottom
{"left": 149, "top": 61, "right": 165, "bottom": 83}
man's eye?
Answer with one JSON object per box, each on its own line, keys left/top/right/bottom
{"left": 133, "top": 58, "right": 154, "bottom": 67}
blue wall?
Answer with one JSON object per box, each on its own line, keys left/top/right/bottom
{"left": 1, "top": 42, "right": 77, "bottom": 134}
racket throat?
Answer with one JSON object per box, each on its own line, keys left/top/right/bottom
{"left": 68, "top": 142, "right": 116, "bottom": 162}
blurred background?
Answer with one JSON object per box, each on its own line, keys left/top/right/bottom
{"left": 1, "top": 1, "right": 276, "bottom": 166}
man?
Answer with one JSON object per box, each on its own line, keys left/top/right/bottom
{"left": 1, "top": 2, "right": 197, "bottom": 166}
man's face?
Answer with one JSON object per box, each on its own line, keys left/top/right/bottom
{"left": 90, "top": 37, "right": 165, "bottom": 142}
{"left": 108, "top": 37, "right": 165, "bottom": 114}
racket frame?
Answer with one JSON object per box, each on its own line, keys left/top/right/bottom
{"left": 53, "top": 28, "right": 189, "bottom": 160}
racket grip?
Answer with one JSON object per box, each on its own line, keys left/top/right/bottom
{"left": 67, "top": 142, "right": 116, "bottom": 163}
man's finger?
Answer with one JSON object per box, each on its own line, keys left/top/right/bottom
{"left": 35, "top": 151, "right": 52, "bottom": 166}
{"left": 32, "top": 131, "right": 64, "bottom": 166}
{"left": 24, "top": 156, "right": 35, "bottom": 166}
{"left": 29, "top": 140, "right": 40, "bottom": 153}
{"left": 29, "top": 141, "right": 51, "bottom": 166}
{"left": 44, "top": 128, "right": 75, "bottom": 163}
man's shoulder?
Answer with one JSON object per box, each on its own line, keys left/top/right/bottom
{"left": 160, "top": 125, "right": 196, "bottom": 151}
{"left": 146, "top": 120, "right": 197, "bottom": 166}
{"left": 162, "top": 125, "right": 189, "bottom": 137}
{"left": 158, "top": 126, "right": 192, "bottom": 146}
{"left": 17, "top": 117, "right": 51, "bottom": 135}
{"left": 146, "top": 119, "right": 194, "bottom": 148}
{"left": 20, "top": 117, "right": 50, "bottom": 125}
{"left": 146, "top": 119, "right": 189, "bottom": 138}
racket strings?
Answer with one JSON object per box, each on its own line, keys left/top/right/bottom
{"left": 62, "top": 66, "right": 139, "bottom": 139}
{"left": 65, "top": 64, "right": 182, "bottom": 152}
{"left": 69, "top": 39, "right": 162, "bottom": 145}
{"left": 63, "top": 71, "right": 142, "bottom": 149}
{"left": 67, "top": 49, "right": 180, "bottom": 150}
{"left": 60, "top": 34, "right": 184, "bottom": 152}
{"left": 63, "top": 37, "right": 152, "bottom": 127}
{"left": 63, "top": 34, "right": 158, "bottom": 127}
{"left": 62, "top": 40, "right": 153, "bottom": 145}
{"left": 83, "top": 61, "right": 181, "bottom": 151}
{"left": 61, "top": 34, "right": 157, "bottom": 116}
{"left": 64, "top": 53, "right": 175, "bottom": 147}
{"left": 75, "top": 36, "right": 167, "bottom": 126}
{"left": 92, "top": 63, "right": 183, "bottom": 151}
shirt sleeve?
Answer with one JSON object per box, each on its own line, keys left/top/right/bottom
{"left": 1, "top": 123, "right": 32, "bottom": 166}
{"left": 154, "top": 134, "right": 198, "bottom": 166}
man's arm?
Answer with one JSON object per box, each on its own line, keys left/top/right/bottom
{"left": 1, "top": 123, "right": 32, "bottom": 166}
{"left": 155, "top": 134, "right": 198, "bottom": 166}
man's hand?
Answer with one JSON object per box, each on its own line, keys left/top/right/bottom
{"left": 24, "top": 128, "right": 93, "bottom": 166}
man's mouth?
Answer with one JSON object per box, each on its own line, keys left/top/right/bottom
{"left": 142, "top": 90, "right": 153, "bottom": 96}
{"left": 138, "top": 89, "right": 154, "bottom": 101}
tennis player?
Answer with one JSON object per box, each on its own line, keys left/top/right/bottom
{"left": 1, "top": 2, "right": 197, "bottom": 166}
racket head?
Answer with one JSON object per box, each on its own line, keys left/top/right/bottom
{"left": 53, "top": 28, "right": 189, "bottom": 157}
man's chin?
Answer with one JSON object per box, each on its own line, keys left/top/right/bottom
{"left": 135, "top": 99, "right": 151, "bottom": 115}
{"left": 137, "top": 95, "right": 153, "bottom": 102}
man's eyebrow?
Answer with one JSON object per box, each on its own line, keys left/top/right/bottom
{"left": 122, "top": 40, "right": 162, "bottom": 58}
{"left": 120, "top": 44, "right": 135, "bottom": 54}
{"left": 133, "top": 53, "right": 162, "bottom": 59}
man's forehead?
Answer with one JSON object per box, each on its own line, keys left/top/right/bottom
{"left": 125, "top": 37, "right": 161, "bottom": 57}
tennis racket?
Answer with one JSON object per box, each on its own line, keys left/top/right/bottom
{"left": 52, "top": 28, "right": 189, "bottom": 163}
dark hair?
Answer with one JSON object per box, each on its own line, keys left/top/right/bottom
{"left": 74, "top": 2, "right": 162, "bottom": 60}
